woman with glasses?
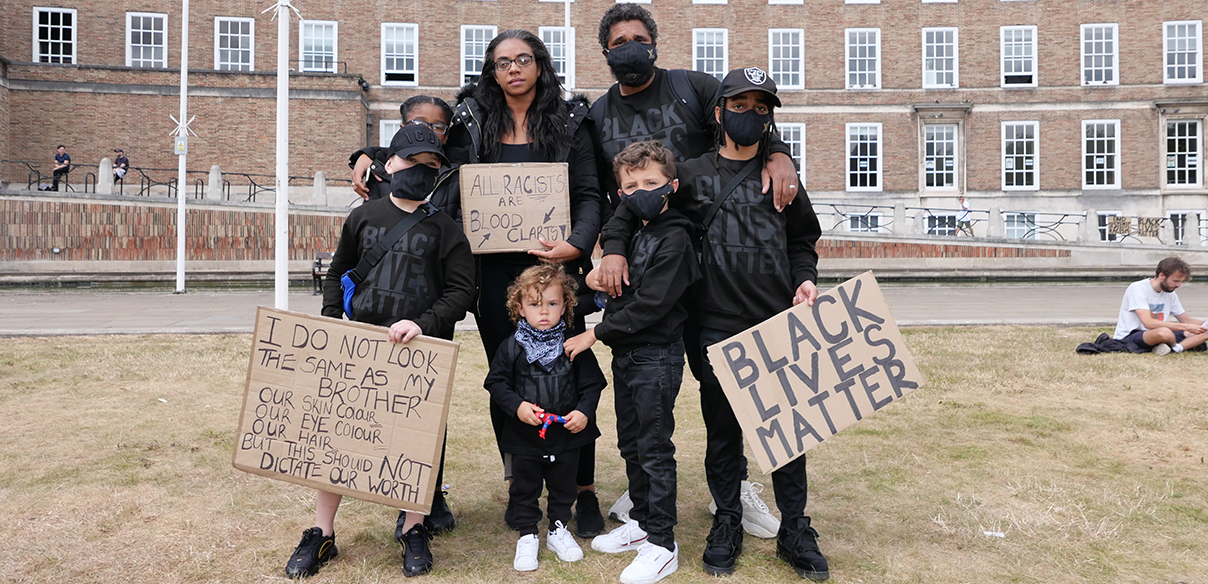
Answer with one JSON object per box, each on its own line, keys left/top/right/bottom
{"left": 445, "top": 29, "right": 607, "bottom": 539}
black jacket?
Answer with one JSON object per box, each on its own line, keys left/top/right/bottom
{"left": 321, "top": 198, "right": 475, "bottom": 340}
{"left": 484, "top": 336, "right": 606, "bottom": 456}
{"left": 593, "top": 208, "right": 700, "bottom": 357}
{"left": 601, "top": 152, "right": 820, "bottom": 335}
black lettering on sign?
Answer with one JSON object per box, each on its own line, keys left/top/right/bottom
{"left": 755, "top": 419, "right": 793, "bottom": 469}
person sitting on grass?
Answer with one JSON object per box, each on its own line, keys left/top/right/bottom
{"left": 298, "top": 123, "right": 475, "bottom": 579}
{"left": 484, "top": 263, "right": 606, "bottom": 573}
{"left": 564, "top": 140, "right": 700, "bottom": 584}
{"left": 1112, "top": 256, "right": 1208, "bottom": 355}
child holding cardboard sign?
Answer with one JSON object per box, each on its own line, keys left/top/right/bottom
{"left": 303, "top": 123, "right": 475, "bottom": 579}
{"left": 564, "top": 140, "right": 700, "bottom": 584}
{"left": 483, "top": 263, "right": 606, "bottom": 573}
{"left": 599, "top": 68, "right": 828, "bottom": 581}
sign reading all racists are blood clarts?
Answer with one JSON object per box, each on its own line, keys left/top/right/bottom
{"left": 459, "top": 162, "right": 571, "bottom": 254}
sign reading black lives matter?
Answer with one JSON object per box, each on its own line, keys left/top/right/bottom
{"left": 706, "top": 272, "right": 924, "bottom": 474}
{"left": 233, "top": 307, "right": 458, "bottom": 513}
{"left": 459, "top": 162, "right": 571, "bottom": 254}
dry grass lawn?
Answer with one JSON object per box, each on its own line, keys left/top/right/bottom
{"left": 1, "top": 327, "right": 1206, "bottom": 584}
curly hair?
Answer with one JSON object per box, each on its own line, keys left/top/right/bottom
{"left": 597, "top": 3, "right": 659, "bottom": 49}
{"left": 506, "top": 263, "right": 579, "bottom": 326}
{"left": 473, "top": 30, "right": 571, "bottom": 161}
{"left": 612, "top": 140, "right": 677, "bottom": 184}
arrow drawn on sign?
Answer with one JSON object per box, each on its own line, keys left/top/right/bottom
{"left": 479, "top": 233, "right": 491, "bottom": 247}
{"left": 544, "top": 207, "right": 555, "bottom": 223}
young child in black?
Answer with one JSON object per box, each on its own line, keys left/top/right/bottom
{"left": 484, "top": 263, "right": 606, "bottom": 572}
{"left": 600, "top": 67, "right": 829, "bottom": 581}
{"left": 291, "top": 123, "right": 474, "bottom": 579}
{"left": 564, "top": 140, "right": 699, "bottom": 584}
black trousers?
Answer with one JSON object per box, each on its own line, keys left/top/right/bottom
{"left": 51, "top": 166, "right": 69, "bottom": 190}
{"left": 479, "top": 254, "right": 595, "bottom": 487}
{"left": 613, "top": 341, "right": 683, "bottom": 550}
{"left": 510, "top": 450, "right": 580, "bottom": 536}
{"left": 697, "top": 326, "right": 809, "bottom": 521}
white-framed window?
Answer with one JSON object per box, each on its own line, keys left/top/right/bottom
{"left": 215, "top": 17, "right": 254, "bottom": 71}
{"left": 847, "top": 122, "right": 882, "bottom": 192}
{"left": 1082, "top": 119, "right": 1120, "bottom": 189}
{"left": 768, "top": 29, "right": 804, "bottom": 89}
{"left": 1097, "top": 210, "right": 1121, "bottom": 242}
{"left": 922, "top": 27, "right": 958, "bottom": 89}
{"left": 693, "top": 29, "right": 729, "bottom": 80}
{"left": 1001, "top": 25, "right": 1037, "bottom": 87}
{"left": 127, "top": 12, "right": 167, "bottom": 68}
{"left": 1081, "top": 23, "right": 1117, "bottom": 86}
{"left": 381, "top": 23, "right": 418, "bottom": 86}
{"left": 924, "top": 124, "right": 958, "bottom": 190}
{"left": 461, "top": 25, "right": 497, "bottom": 85}
{"left": 540, "top": 26, "right": 576, "bottom": 88}
{"left": 849, "top": 214, "right": 883, "bottom": 233}
{"left": 380, "top": 119, "right": 401, "bottom": 148}
{"left": 846, "top": 28, "right": 881, "bottom": 89}
{"left": 1002, "top": 121, "right": 1038, "bottom": 190}
{"left": 778, "top": 122, "right": 806, "bottom": 184}
{"left": 1005, "top": 212, "right": 1037, "bottom": 239}
{"left": 1166, "top": 120, "right": 1202, "bottom": 188}
{"left": 300, "top": 20, "right": 337, "bottom": 73}
{"left": 33, "top": 7, "right": 76, "bottom": 64}
{"left": 927, "top": 215, "right": 958, "bottom": 236}
{"left": 1164, "top": 21, "right": 1203, "bottom": 84}
{"left": 1168, "top": 211, "right": 1199, "bottom": 244}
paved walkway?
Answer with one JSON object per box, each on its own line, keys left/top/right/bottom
{"left": 3, "top": 282, "right": 1206, "bottom": 336}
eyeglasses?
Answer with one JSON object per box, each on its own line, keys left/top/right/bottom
{"left": 406, "top": 118, "right": 449, "bottom": 135}
{"left": 493, "top": 54, "right": 534, "bottom": 72}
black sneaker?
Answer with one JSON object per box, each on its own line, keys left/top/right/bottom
{"left": 425, "top": 490, "right": 457, "bottom": 535}
{"left": 284, "top": 527, "right": 338, "bottom": 578}
{"left": 399, "top": 523, "right": 434, "bottom": 577}
{"left": 573, "top": 490, "right": 606, "bottom": 537}
{"left": 776, "top": 518, "right": 830, "bottom": 581}
{"left": 504, "top": 498, "right": 519, "bottom": 531}
{"left": 702, "top": 513, "right": 743, "bottom": 575}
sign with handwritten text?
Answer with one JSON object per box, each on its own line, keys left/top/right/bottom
{"left": 706, "top": 272, "right": 924, "bottom": 474}
{"left": 459, "top": 162, "right": 571, "bottom": 254}
{"left": 233, "top": 308, "right": 458, "bottom": 513}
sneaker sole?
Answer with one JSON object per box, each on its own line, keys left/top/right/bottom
{"left": 549, "top": 548, "right": 585, "bottom": 562}
{"left": 620, "top": 559, "right": 679, "bottom": 584}
{"left": 425, "top": 517, "right": 456, "bottom": 536}
{"left": 776, "top": 549, "right": 829, "bottom": 581}
{"left": 702, "top": 559, "right": 736, "bottom": 576}
{"left": 1153, "top": 344, "right": 1173, "bottom": 356}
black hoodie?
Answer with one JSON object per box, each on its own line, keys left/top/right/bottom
{"left": 593, "top": 208, "right": 700, "bottom": 357}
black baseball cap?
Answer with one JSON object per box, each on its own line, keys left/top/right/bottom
{"left": 716, "top": 67, "right": 781, "bottom": 108}
{"left": 387, "top": 123, "right": 448, "bottom": 166}
{"left": 113, "top": 148, "right": 124, "bottom": 153}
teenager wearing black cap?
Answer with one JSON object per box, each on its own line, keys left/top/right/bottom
{"left": 292, "top": 123, "right": 474, "bottom": 579}
{"left": 600, "top": 67, "right": 829, "bottom": 581}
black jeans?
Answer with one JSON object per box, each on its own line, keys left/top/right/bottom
{"left": 698, "top": 327, "right": 809, "bottom": 522}
{"left": 51, "top": 166, "right": 69, "bottom": 190}
{"left": 510, "top": 450, "right": 580, "bottom": 536}
{"left": 479, "top": 254, "right": 595, "bottom": 487}
{"left": 612, "top": 341, "right": 683, "bottom": 550}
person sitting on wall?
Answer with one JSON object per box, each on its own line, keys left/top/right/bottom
{"left": 1113, "top": 256, "right": 1208, "bottom": 355}
{"left": 113, "top": 149, "right": 129, "bottom": 182}
{"left": 51, "top": 145, "right": 71, "bottom": 191}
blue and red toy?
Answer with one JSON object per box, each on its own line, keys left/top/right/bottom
{"left": 536, "top": 412, "right": 568, "bottom": 439}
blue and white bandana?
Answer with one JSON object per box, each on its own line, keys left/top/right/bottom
{"left": 515, "top": 320, "right": 567, "bottom": 370}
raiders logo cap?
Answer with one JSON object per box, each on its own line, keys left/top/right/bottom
{"left": 716, "top": 67, "right": 781, "bottom": 107}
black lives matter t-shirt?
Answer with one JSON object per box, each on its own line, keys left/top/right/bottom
{"left": 675, "top": 153, "right": 821, "bottom": 334}
{"left": 321, "top": 197, "right": 475, "bottom": 340}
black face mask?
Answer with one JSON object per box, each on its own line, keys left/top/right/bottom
{"left": 622, "top": 182, "right": 673, "bottom": 221}
{"left": 606, "top": 41, "right": 658, "bottom": 87}
{"left": 390, "top": 164, "right": 439, "bottom": 201}
{"left": 723, "top": 109, "right": 771, "bottom": 147}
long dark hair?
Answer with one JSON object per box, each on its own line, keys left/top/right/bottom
{"left": 713, "top": 96, "right": 776, "bottom": 161}
{"left": 473, "top": 29, "right": 570, "bottom": 160}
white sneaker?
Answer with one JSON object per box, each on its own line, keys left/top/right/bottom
{"left": 514, "top": 534, "right": 539, "bottom": 572}
{"left": 707, "top": 480, "right": 781, "bottom": 539}
{"left": 609, "top": 490, "right": 633, "bottom": 523}
{"left": 546, "top": 520, "right": 584, "bottom": 562}
{"left": 620, "top": 542, "right": 679, "bottom": 584}
{"left": 591, "top": 519, "right": 648, "bottom": 554}
{"left": 1152, "top": 343, "right": 1173, "bottom": 356}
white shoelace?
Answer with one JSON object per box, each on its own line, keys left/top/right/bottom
{"left": 743, "top": 482, "right": 771, "bottom": 513}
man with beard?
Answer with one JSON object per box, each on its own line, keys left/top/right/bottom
{"left": 591, "top": 3, "right": 795, "bottom": 543}
{"left": 1113, "top": 257, "right": 1208, "bottom": 355}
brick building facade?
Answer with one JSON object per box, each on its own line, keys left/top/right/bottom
{"left": 1, "top": 0, "right": 1205, "bottom": 241}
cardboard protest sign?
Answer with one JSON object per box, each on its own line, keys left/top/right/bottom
{"left": 459, "top": 162, "right": 571, "bottom": 254}
{"left": 1108, "top": 216, "right": 1132, "bottom": 236}
{"left": 233, "top": 307, "right": 458, "bottom": 513}
{"left": 706, "top": 272, "right": 924, "bottom": 474}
